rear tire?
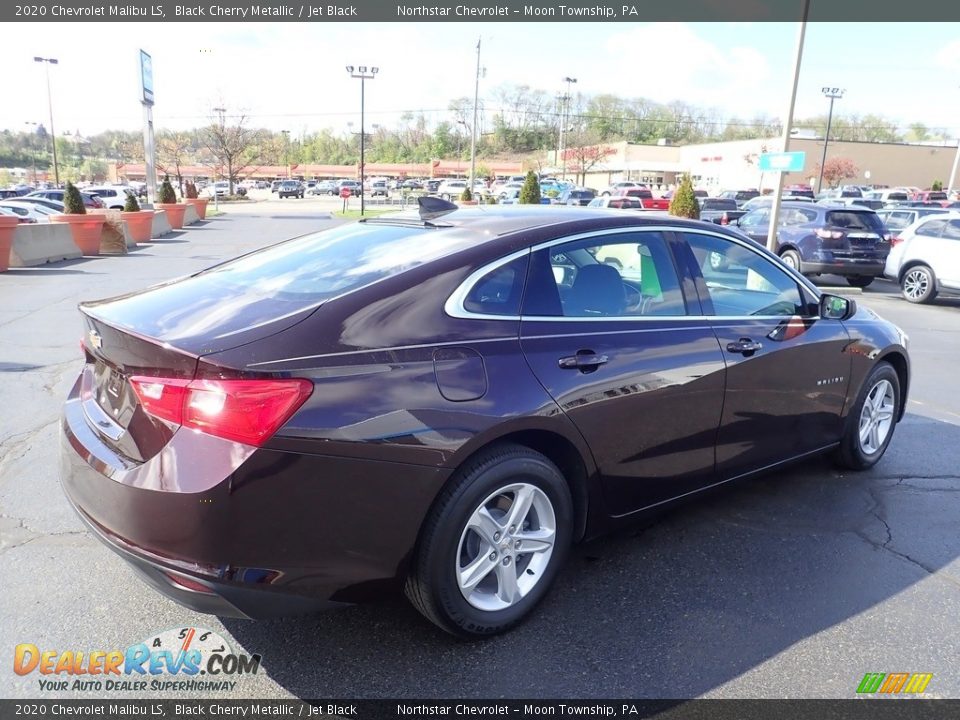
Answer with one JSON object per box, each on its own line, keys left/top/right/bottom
{"left": 901, "top": 265, "right": 937, "bottom": 304}
{"left": 846, "top": 275, "right": 874, "bottom": 288}
{"left": 835, "top": 362, "right": 900, "bottom": 471}
{"left": 405, "top": 444, "right": 573, "bottom": 639}
{"left": 779, "top": 248, "right": 802, "bottom": 272}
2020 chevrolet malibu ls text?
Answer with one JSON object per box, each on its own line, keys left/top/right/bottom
{"left": 61, "top": 201, "right": 910, "bottom": 638}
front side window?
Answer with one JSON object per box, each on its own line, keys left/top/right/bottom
{"left": 684, "top": 232, "right": 806, "bottom": 317}
{"left": 522, "top": 232, "right": 686, "bottom": 318}
{"left": 917, "top": 219, "right": 947, "bottom": 237}
{"left": 943, "top": 220, "right": 960, "bottom": 240}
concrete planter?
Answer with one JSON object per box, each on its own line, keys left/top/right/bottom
{"left": 49, "top": 214, "right": 106, "bottom": 256}
{"left": 156, "top": 203, "right": 188, "bottom": 229}
{"left": 184, "top": 197, "right": 209, "bottom": 220}
{"left": 0, "top": 216, "right": 19, "bottom": 272}
{"left": 121, "top": 210, "right": 155, "bottom": 243}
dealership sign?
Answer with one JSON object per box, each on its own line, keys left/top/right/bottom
{"left": 758, "top": 151, "right": 806, "bottom": 172}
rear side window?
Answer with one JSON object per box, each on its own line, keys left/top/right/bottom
{"left": 917, "top": 219, "right": 947, "bottom": 237}
{"left": 943, "top": 220, "right": 960, "bottom": 240}
{"left": 463, "top": 255, "right": 528, "bottom": 317}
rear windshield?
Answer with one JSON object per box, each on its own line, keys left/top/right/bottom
{"left": 193, "top": 222, "right": 470, "bottom": 301}
{"left": 826, "top": 211, "right": 885, "bottom": 232}
{"left": 926, "top": 192, "right": 948, "bottom": 200}
{"left": 887, "top": 193, "right": 908, "bottom": 201}
{"left": 701, "top": 198, "right": 737, "bottom": 210}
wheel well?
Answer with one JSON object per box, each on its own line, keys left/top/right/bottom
{"left": 778, "top": 244, "right": 801, "bottom": 257}
{"left": 880, "top": 351, "right": 909, "bottom": 421}
{"left": 456, "top": 430, "right": 591, "bottom": 543}
{"left": 897, "top": 260, "right": 931, "bottom": 284}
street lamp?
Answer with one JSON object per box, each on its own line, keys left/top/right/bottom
{"left": 558, "top": 76, "right": 577, "bottom": 181}
{"left": 816, "top": 86, "right": 845, "bottom": 193}
{"left": 346, "top": 65, "right": 378, "bottom": 216}
{"left": 34, "top": 56, "right": 59, "bottom": 186}
{"left": 280, "top": 129, "right": 290, "bottom": 178}
{"left": 24, "top": 121, "right": 40, "bottom": 185}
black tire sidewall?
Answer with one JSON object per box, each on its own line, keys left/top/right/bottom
{"left": 423, "top": 452, "right": 572, "bottom": 637}
{"left": 781, "top": 249, "right": 801, "bottom": 270}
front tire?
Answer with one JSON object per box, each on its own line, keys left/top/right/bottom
{"left": 901, "top": 265, "right": 937, "bottom": 304}
{"left": 835, "top": 362, "right": 900, "bottom": 471}
{"left": 405, "top": 444, "right": 573, "bottom": 639}
{"left": 846, "top": 275, "right": 874, "bottom": 288}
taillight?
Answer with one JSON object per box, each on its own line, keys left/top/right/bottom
{"left": 890, "top": 236, "right": 904, "bottom": 247}
{"left": 720, "top": 213, "right": 729, "bottom": 225}
{"left": 129, "top": 376, "right": 313, "bottom": 446}
{"left": 815, "top": 228, "right": 844, "bottom": 239}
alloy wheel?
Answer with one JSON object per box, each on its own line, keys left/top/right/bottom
{"left": 858, "top": 379, "right": 895, "bottom": 456}
{"left": 456, "top": 483, "right": 556, "bottom": 612}
{"left": 903, "top": 268, "right": 929, "bottom": 301}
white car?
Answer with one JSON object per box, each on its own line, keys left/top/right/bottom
{"left": 85, "top": 186, "right": 137, "bottom": 210}
{"left": 496, "top": 182, "right": 524, "bottom": 200}
{"left": 600, "top": 181, "right": 643, "bottom": 197}
{"left": 884, "top": 212, "right": 960, "bottom": 304}
{"left": 0, "top": 200, "right": 59, "bottom": 223}
{"left": 436, "top": 180, "right": 468, "bottom": 200}
{"left": 204, "top": 181, "right": 231, "bottom": 198}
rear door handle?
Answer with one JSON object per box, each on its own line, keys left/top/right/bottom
{"left": 726, "top": 338, "right": 763, "bottom": 356}
{"left": 558, "top": 352, "right": 609, "bottom": 371}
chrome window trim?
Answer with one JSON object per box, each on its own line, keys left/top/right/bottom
{"left": 444, "top": 224, "right": 821, "bottom": 322}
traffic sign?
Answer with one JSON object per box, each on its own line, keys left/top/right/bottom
{"left": 758, "top": 151, "right": 805, "bottom": 172}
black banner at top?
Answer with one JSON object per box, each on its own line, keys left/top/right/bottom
{"left": 3, "top": 0, "right": 960, "bottom": 22}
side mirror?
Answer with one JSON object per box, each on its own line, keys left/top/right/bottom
{"left": 820, "top": 293, "right": 857, "bottom": 320}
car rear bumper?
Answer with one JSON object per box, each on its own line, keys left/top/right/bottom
{"left": 60, "top": 373, "right": 450, "bottom": 617}
{"left": 800, "top": 259, "right": 886, "bottom": 277}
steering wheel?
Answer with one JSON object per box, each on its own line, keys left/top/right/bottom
{"left": 623, "top": 283, "right": 643, "bottom": 313}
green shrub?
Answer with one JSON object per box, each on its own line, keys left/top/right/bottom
{"left": 63, "top": 181, "right": 87, "bottom": 215}
{"left": 185, "top": 181, "right": 199, "bottom": 199}
{"left": 123, "top": 193, "right": 141, "bottom": 212}
{"left": 158, "top": 176, "right": 177, "bottom": 204}
{"left": 519, "top": 171, "right": 541, "bottom": 205}
{"left": 460, "top": 187, "right": 473, "bottom": 202}
{"left": 668, "top": 174, "right": 700, "bottom": 219}
{"left": 932, "top": 180, "right": 943, "bottom": 191}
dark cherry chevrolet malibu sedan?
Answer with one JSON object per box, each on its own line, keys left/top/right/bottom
{"left": 61, "top": 203, "right": 910, "bottom": 638}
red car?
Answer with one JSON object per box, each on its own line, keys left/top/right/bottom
{"left": 912, "top": 190, "right": 950, "bottom": 206}
{"left": 612, "top": 187, "right": 670, "bottom": 210}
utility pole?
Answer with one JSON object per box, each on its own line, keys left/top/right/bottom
{"left": 817, "top": 87, "right": 845, "bottom": 194}
{"left": 469, "top": 38, "right": 481, "bottom": 192}
{"left": 34, "top": 57, "right": 59, "bottom": 185}
{"left": 558, "top": 77, "right": 577, "bottom": 181}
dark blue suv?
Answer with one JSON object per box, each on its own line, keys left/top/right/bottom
{"left": 736, "top": 201, "right": 889, "bottom": 287}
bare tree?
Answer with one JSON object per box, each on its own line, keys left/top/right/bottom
{"left": 157, "top": 130, "right": 195, "bottom": 195}
{"left": 201, "top": 109, "right": 265, "bottom": 194}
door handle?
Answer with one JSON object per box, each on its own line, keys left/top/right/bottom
{"left": 726, "top": 338, "right": 763, "bottom": 356}
{"left": 558, "top": 352, "right": 610, "bottom": 371}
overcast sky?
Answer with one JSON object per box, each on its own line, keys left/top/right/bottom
{"left": 4, "top": 22, "right": 959, "bottom": 138}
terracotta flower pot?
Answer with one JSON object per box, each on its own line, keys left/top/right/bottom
{"left": 50, "top": 214, "right": 106, "bottom": 256}
{"left": 121, "top": 210, "right": 155, "bottom": 243}
{"left": 156, "top": 203, "right": 188, "bottom": 230}
{"left": 0, "top": 216, "right": 19, "bottom": 272}
{"left": 184, "top": 197, "right": 209, "bottom": 220}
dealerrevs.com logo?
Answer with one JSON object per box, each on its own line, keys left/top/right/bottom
{"left": 856, "top": 673, "right": 933, "bottom": 695}
{"left": 14, "top": 627, "right": 261, "bottom": 693}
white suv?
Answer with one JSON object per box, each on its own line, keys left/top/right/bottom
{"left": 86, "top": 186, "right": 137, "bottom": 209}
{"left": 884, "top": 213, "right": 960, "bottom": 303}
{"left": 437, "top": 180, "right": 468, "bottom": 201}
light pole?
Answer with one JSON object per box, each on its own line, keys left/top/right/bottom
{"left": 280, "top": 130, "right": 290, "bottom": 178}
{"left": 212, "top": 106, "right": 226, "bottom": 209}
{"left": 816, "top": 86, "right": 845, "bottom": 193}
{"left": 34, "top": 56, "right": 59, "bottom": 186}
{"left": 24, "top": 122, "right": 40, "bottom": 185}
{"left": 469, "top": 38, "right": 482, "bottom": 193}
{"left": 346, "top": 65, "right": 378, "bottom": 216}
{"left": 558, "top": 77, "right": 577, "bottom": 181}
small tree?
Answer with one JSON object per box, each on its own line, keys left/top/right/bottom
{"left": 669, "top": 174, "right": 700, "bottom": 219}
{"left": 185, "top": 181, "right": 199, "bottom": 199}
{"left": 123, "top": 193, "right": 141, "bottom": 212}
{"left": 519, "top": 171, "right": 541, "bottom": 204}
{"left": 63, "top": 181, "right": 86, "bottom": 215}
{"left": 818, "top": 157, "right": 858, "bottom": 188}
{"left": 460, "top": 187, "right": 473, "bottom": 202}
{"left": 158, "top": 176, "right": 177, "bottom": 204}
{"left": 932, "top": 180, "right": 943, "bottom": 191}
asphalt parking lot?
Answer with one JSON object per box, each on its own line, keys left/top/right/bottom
{"left": 1, "top": 198, "right": 959, "bottom": 699}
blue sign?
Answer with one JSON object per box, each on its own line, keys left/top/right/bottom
{"left": 758, "top": 151, "right": 805, "bottom": 173}
{"left": 140, "top": 50, "right": 154, "bottom": 106}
